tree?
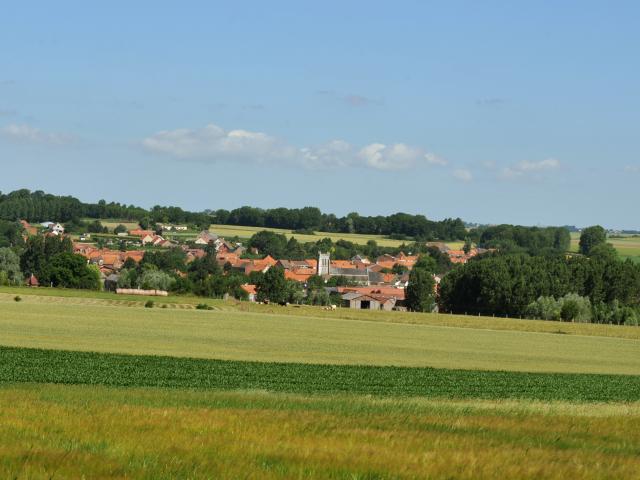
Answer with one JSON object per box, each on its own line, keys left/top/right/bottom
{"left": 0, "top": 247, "right": 23, "bottom": 285}
{"left": 525, "top": 296, "right": 561, "bottom": 320}
{"left": 39, "top": 252, "right": 101, "bottom": 290}
{"left": 463, "top": 237, "right": 472, "bottom": 255}
{"left": 139, "top": 269, "right": 176, "bottom": 291}
{"left": 113, "top": 224, "right": 128, "bottom": 234}
{"left": 247, "top": 231, "right": 288, "bottom": 258}
{"left": 256, "top": 267, "right": 288, "bottom": 303}
{"left": 588, "top": 243, "right": 617, "bottom": 262}
{"left": 405, "top": 256, "right": 436, "bottom": 312}
{"left": 579, "top": 226, "right": 607, "bottom": 256}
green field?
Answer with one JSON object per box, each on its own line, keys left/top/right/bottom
{"left": 1, "top": 294, "right": 639, "bottom": 374}
{"left": 2, "top": 289, "right": 639, "bottom": 478}
{"left": 570, "top": 232, "right": 640, "bottom": 262}
{"left": 198, "top": 224, "right": 465, "bottom": 249}
{"left": 86, "top": 218, "right": 466, "bottom": 249}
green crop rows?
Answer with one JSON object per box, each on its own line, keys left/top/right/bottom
{"left": 2, "top": 346, "right": 639, "bottom": 402}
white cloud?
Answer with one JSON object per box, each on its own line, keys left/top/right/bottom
{"left": 1, "top": 124, "right": 73, "bottom": 145}
{"left": 143, "top": 123, "right": 440, "bottom": 172}
{"left": 453, "top": 168, "right": 473, "bottom": 182}
{"left": 299, "top": 140, "right": 354, "bottom": 169}
{"left": 424, "top": 152, "right": 448, "bottom": 166}
{"left": 358, "top": 143, "right": 422, "bottom": 170}
{"left": 500, "top": 158, "right": 560, "bottom": 179}
{"left": 141, "top": 124, "right": 293, "bottom": 163}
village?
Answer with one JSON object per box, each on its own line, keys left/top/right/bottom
{"left": 19, "top": 219, "right": 484, "bottom": 311}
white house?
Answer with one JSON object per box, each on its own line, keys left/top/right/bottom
{"left": 48, "top": 223, "right": 65, "bottom": 235}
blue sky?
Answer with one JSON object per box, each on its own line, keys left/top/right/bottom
{"left": 1, "top": 1, "right": 638, "bottom": 228}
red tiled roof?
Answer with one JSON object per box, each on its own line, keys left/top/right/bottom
{"left": 241, "top": 284, "right": 257, "bottom": 295}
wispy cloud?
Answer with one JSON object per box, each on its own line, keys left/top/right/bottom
{"left": 500, "top": 158, "right": 560, "bottom": 180}
{"left": 0, "top": 124, "right": 74, "bottom": 145}
{"left": 142, "top": 122, "right": 444, "bottom": 172}
{"left": 424, "top": 153, "right": 448, "bottom": 166}
{"left": 452, "top": 168, "right": 473, "bottom": 182}
{"left": 624, "top": 165, "right": 640, "bottom": 173}
{"left": 0, "top": 109, "right": 17, "bottom": 117}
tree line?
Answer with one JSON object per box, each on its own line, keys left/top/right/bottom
{"left": 439, "top": 227, "right": 640, "bottom": 325}
{"left": 0, "top": 189, "right": 468, "bottom": 241}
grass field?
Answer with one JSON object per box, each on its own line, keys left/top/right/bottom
{"left": 570, "top": 232, "right": 640, "bottom": 262}
{"left": 196, "top": 224, "right": 466, "bottom": 249}
{"left": 2, "top": 384, "right": 639, "bottom": 479}
{"left": 1, "top": 295, "right": 639, "bottom": 374}
{"left": 6, "top": 286, "right": 640, "bottom": 339}
{"left": 86, "top": 218, "right": 465, "bottom": 249}
{"left": 2, "top": 288, "right": 639, "bottom": 478}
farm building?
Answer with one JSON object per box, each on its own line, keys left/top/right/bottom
{"left": 341, "top": 292, "right": 397, "bottom": 311}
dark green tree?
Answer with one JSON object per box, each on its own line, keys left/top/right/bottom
{"left": 256, "top": 267, "right": 288, "bottom": 303}
{"left": 405, "top": 256, "right": 436, "bottom": 312}
{"left": 579, "top": 226, "right": 607, "bottom": 256}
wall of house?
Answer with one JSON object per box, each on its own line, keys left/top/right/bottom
{"left": 349, "top": 299, "right": 381, "bottom": 310}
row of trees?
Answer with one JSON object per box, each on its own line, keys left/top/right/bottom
{"left": 0, "top": 190, "right": 210, "bottom": 228}
{"left": 474, "top": 225, "right": 571, "bottom": 255}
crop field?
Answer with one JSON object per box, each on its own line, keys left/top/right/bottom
{"left": 2, "top": 289, "right": 639, "bottom": 478}
{"left": 2, "top": 346, "right": 640, "bottom": 402}
{"left": 168, "top": 223, "right": 466, "bottom": 249}
{"left": 83, "top": 218, "right": 140, "bottom": 231}
{"left": 88, "top": 218, "right": 466, "bottom": 249}
{"left": 2, "top": 384, "right": 639, "bottom": 480}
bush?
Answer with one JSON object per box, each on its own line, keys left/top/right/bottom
{"left": 559, "top": 293, "right": 591, "bottom": 323}
{"left": 144, "top": 300, "right": 154, "bottom": 308}
{"left": 525, "top": 296, "right": 561, "bottom": 321}
{"left": 196, "top": 303, "right": 213, "bottom": 310}
{"left": 139, "top": 270, "right": 176, "bottom": 292}
{"left": 13, "top": 295, "right": 21, "bottom": 302}
{"left": 526, "top": 293, "right": 591, "bottom": 323}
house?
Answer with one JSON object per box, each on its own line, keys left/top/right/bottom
{"left": 316, "top": 252, "right": 380, "bottom": 285}
{"left": 141, "top": 234, "right": 167, "bottom": 246}
{"left": 240, "top": 284, "right": 257, "bottom": 302}
{"left": 174, "top": 225, "right": 188, "bottom": 231}
{"left": 194, "top": 231, "right": 218, "bottom": 245}
{"left": 48, "top": 223, "right": 65, "bottom": 236}
{"left": 129, "top": 229, "right": 154, "bottom": 238}
{"left": 375, "top": 252, "right": 418, "bottom": 270}
{"left": 26, "top": 274, "right": 39, "bottom": 287}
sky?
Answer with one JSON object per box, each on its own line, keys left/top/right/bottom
{"left": 1, "top": 1, "right": 639, "bottom": 229}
